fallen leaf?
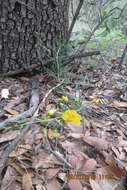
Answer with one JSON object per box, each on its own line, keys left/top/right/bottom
{"left": 46, "top": 168, "right": 60, "bottom": 179}
{"left": 67, "top": 133, "right": 84, "bottom": 139}
{"left": 89, "top": 179, "right": 102, "bottom": 190}
{"left": 109, "top": 100, "right": 127, "bottom": 110}
{"left": 82, "top": 159, "right": 97, "bottom": 172}
{"left": 1, "top": 166, "right": 18, "bottom": 189}
{"left": 9, "top": 144, "right": 31, "bottom": 157}
{"left": 105, "top": 156, "right": 125, "bottom": 178}
{"left": 66, "top": 123, "right": 83, "bottom": 133}
{"left": 68, "top": 179, "right": 82, "bottom": 190}
{"left": 60, "top": 141, "right": 81, "bottom": 153}
{"left": 10, "top": 163, "right": 24, "bottom": 175}
{"left": 22, "top": 172, "right": 32, "bottom": 190}
{"left": 83, "top": 136, "right": 108, "bottom": 150}
{"left": 32, "top": 152, "right": 61, "bottom": 169}
{"left": 4, "top": 107, "right": 19, "bottom": 116}
{"left": 0, "top": 130, "right": 19, "bottom": 143}
{"left": 68, "top": 154, "right": 82, "bottom": 169}
{"left": 45, "top": 178, "right": 61, "bottom": 190}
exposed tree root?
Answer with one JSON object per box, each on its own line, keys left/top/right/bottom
{"left": 0, "top": 64, "right": 37, "bottom": 77}
{"left": 0, "top": 76, "right": 39, "bottom": 130}
{"left": 0, "top": 76, "right": 39, "bottom": 182}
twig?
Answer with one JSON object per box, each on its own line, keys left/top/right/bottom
{"left": 66, "top": 0, "right": 84, "bottom": 42}
{"left": 0, "top": 76, "right": 39, "bottom": 130}
{"left": 67, "top": 50, "right": 100, "bottom": 60}
{"left": 75, "top": 11, "right": 116, "bottom": 53}
{"left": 39, "top": 80, "right": 64, "bottom": 110}
{"left": 79, "top": 20, "right": 104, "bottom": 51}
{"left": 42, "top": 145, "right": 73, "bottom": 169}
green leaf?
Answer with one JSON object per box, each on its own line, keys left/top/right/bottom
{"left": 99, "top": 29, "right": 109, "bottom": 37}
{"left": 106, "top": 19, "right": 116, "bottom": 30}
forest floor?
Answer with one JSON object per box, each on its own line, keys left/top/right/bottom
{"left": 0, "top": 58, "right": 127, "bottom": 190}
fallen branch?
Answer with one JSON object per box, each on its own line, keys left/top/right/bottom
{"left": 67, "top": 50, "right": 100, "bottom": 60}
{"left": 0, "top": 76, "right": 39, "bottom": 130}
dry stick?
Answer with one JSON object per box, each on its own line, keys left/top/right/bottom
{"left": 78, "top": 20, "right": 104, "bottom": 52}
{"left": 0, "top": 76, "right": 39, "bottom": 130}
{"left": 118, "top": 44, "right": 127, "bottom": 71}
{"left": 66, "top": 0, "right": 84, "bottom": 43}
{"left": 42, "top": 145, "right": 73, "bottom": 169}
{"left": 39, "top": 80, "right": 64, "bottom": 110}
{"left": 67, "top": 50, "right": 100, "bottom": 60}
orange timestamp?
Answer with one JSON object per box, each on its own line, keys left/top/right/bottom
{"left": 66, "top": 174, "right": 114, "bottom": 180}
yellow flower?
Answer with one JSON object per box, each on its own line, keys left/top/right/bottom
{"left": 44, "top": 116, "right": 49, "bottom": 120}
{"left": 50, "top": 130, "right": 60, "bottom": 138}
{"left": 91, "top": 98, "right": 100, "bottom": 104}
{"left": 61, "top": 96, "right": 68, "bottom": 102}
{"left": 62, "top": 110, "right": 82, "bottom": 126}
{"left": 47, "top": 109, "right": 56, "bottom": 116}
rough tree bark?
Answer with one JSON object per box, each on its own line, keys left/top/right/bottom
{"left": 0, "top": 0, "right": 69, "bottom": 74}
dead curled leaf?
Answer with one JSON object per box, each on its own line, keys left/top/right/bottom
{"left": 83, "top": 136, "right": 108, "bottom": 150}
{"left": 4, "top": 107, "right": 19, "bottom": 116}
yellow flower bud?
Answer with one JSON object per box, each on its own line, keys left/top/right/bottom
{"left": 91, "top": 98, "right": 100, "bottom": 104}
{"left": 61, "top": 96, "right": 68, "bottom": 102}
{"left": 47, "top": 109, "right": 56, "bottom": 116}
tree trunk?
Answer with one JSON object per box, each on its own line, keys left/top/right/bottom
{"left": 0, "top": 0, "right": 69, "bottom": 74}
